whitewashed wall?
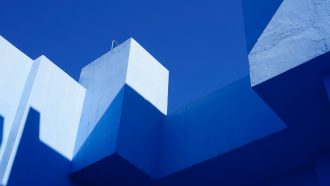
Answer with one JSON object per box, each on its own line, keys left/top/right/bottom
{"left": 0, "top": 37, "right": 86, "bottom": 185}
{"left": 249, "top": 0, "right": 330, "bottom": 86}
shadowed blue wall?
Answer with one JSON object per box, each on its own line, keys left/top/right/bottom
{"left": 8, "top": 108, "right": 77, "bottom": 186}
{"left": 315, "top": 151, "right": 330, "bottom": 186}
{"left": 257, "top": 165, "right": 319, "bottom": 186}
{"left": 0, "top": 116, "right": 3, "bottom": 148}
{"left": 71, "top": 85, "right": 163, "bottom": 185}
{"left": 157, "top": 76, "right": 285, "bottom": 179}
{"left": 253, "top": 48, "right": 330, "bottom": 167}
{"left": 71, "top": 87, "right": 125, "bottom": 173}
{"left": 71, "top": 77, "right": 287, "bottom": 185}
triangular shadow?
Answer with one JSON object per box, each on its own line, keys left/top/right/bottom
{"left": 0, "top": 115, "right": 3, "bottom": 147}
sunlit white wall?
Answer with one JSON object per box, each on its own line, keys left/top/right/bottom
{"left": 0, "top": 37, "right": 86, "bottom": 185}
{"left": 0, "top": 36, "right": 33, "bottom": 185}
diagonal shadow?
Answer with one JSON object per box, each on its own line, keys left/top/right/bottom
{"left": 0, "top": 115, "right": 3, "bottom": 147}
{"left": 71, "top": 86, "right": 157, "bottom": 185}
{"left": 7, "top": 107, "right": 78, "bottom": 186}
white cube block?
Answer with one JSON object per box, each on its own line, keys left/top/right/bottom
{"left": 76, "top": 38, "right": 169, "bottom": 153}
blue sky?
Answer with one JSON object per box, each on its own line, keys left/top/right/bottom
{"left": 0, "top": 0, "right": 281, "bottom": 112}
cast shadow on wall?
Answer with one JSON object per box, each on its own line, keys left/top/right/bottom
{"left": 0, "top": 115, "right": 3, "bottom": 147}
{"left": 7, "top": 108, "right": 78, "bottom": 186}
